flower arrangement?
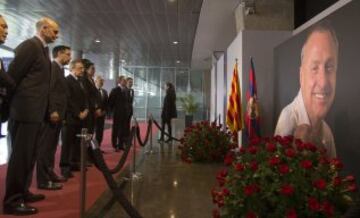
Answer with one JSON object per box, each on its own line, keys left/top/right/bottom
{"left": 212, "top": 135, "right": 357, "bottom": 218}
{"left": 178, "top": 121, "right": 236, "bottom": 163}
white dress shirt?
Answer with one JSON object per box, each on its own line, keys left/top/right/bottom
{"left": 274, "top": 90, "right": 336, "bottom": 158}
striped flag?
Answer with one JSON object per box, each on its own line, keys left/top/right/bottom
{"left": 245, "top": 57, "right": 260, "bottom": 140}
{"left": 226, "top": 61, "right": 243, "bottom": 132}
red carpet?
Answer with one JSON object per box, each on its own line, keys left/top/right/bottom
{"left": 0, "top": 122, "right": 155, "bottom": 217}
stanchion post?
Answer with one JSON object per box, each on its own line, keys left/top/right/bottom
{"left": 79, "top": 128, "right": 88, "bottom": 218}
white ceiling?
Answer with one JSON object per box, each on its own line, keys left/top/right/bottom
{"left": 191, "top": 0, "right": 240, "bottom": 70}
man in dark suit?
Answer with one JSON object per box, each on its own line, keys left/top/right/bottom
{"left": 125, "top": 77, "right": 134, "bottom": 144}
{"left": 3, "top": 17, "right": 59, "bottom": 215}
{"left": 60, "top": 59, "right": 89, "bottom": 178}
{"left": 36, "top": 45, "right": 71, "bottom": 190}
{"left": 0, "top": 15, "right": 16, "bottom": 135}
{"left": 108, "top": 76, "right": 130, "bottom": 151}
{"left": 94, "top": 75, "right": 108, "bottom": 147}
{"left": 81, "top": 59, "right": 101, "bottom": 135}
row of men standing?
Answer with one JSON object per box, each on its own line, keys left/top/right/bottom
{"left": 0, "top": 16, "right": 134, "bottom": 215}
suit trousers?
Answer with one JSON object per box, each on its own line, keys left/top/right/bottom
{"left": 36, "top": 122, "right": 61, "bottom": 185}
{"left": 111, "top": 116, "right": 127, "bottom": 148}
{"left": 4, "top": 120, "right": 43, "bottom": 204}
{"left": 95, "top": 116, "right": 105, "bottom": 146}
{"left": 60, "top": 123, "right": 81, "bottom": 172}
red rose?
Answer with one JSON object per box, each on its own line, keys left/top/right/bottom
{"left": 250, "top": 160, "right": 258, "bottom": 171}
{"left": 318, "top": 156, "right": 330, "bottom": 165}
{"left": 250, "top": 137, "right": 261, "bottom": 146}
{"left": 246, "top": 211, "right": 257, "bottom": 218}
{"left": 330, "top": 158, "right": 343, "bottom": 170}
{"left": 344, "top": 175, "right": 356, "bottom": 182}
{"left": 286, "top": 209, "right": 297, "bottom": 218}
{"left": 347, "top": 183, "right": 357, "bottom": 192}
{"left": 296, "top": 141, "right": 306, "bottom": 151}
{"left": 266, "top": 143, "right": 277, "bottom": 152}
{"left": 304, "top": 142, "right": 317, "bottom": 152}
{"left": 300, "top": 160, "right": 313, "bottom": 169}
{"left": 212, "top": 209, "right": 220, "bottom": 218}
{"left": 235, "top": 163, "right": 245, "bottom": 172}
{"left": 248, "top": 146, "right": 258, "bottom": 154}
{"left": 278, "top": 164, "right": 290, "bottom": 175}
{"left": 217, "top": 199, "right": 224, "bottom": 208}
{"left": 321, "top": 201, "right": 334, "bottom": 216}
{"left": 224, "top": 152, "right": 234, "bottom": 166}
{"left": 313, "top": 179, "right": 327, "bottom": 190}
{"left": 268, "top": 156, "right": 281, "bottom": 166}
{"left": 280, "top": 136, "right": 292, "bottom": 147}
{"left": 239, "top": 147, "right": 246, "bottom": 154}
{"left": 222, "top": 188, "right": 230, "bottom": 196}
{"left": 308, "top": 197, "right": 321, "bottom": 211}
{"left": 280, "top": 184, "right": 294, "bottom": 196}
{"left": 244, "top": 184, "right": 260, "bottom": 196}
{"left": 285, "top": 148, "right": 296, "bottom": 158}
{"left": 244, "top": 185, "right": 255, "bottom": 196}
{"left": 333, "top": 176, "right": 341, "bottom": 186}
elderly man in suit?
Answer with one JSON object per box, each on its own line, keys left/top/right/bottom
{"left": 36, "top": 45, "right": 71, "bottom": 191}
{"left": 94, "top": 75, "right": 108, "bottom": 148}
{"left": 3, "top": 17, "right": 59, "bottom": 215}
{"left": 60, "top": 59, "right": 89, "bottom": 178}
{"left": 108, "top": 76, "right": 131, "bottom": 151}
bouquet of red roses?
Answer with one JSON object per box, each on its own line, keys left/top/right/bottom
{"left": 178, "top": 121, "right": 236, "bottom": 163}
{"left": 212, "top": 135, "right": 357, "bottom": 218}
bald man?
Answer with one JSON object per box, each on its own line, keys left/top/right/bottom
{"left": 4, "top": 17, "right": 59, "bottom": 215}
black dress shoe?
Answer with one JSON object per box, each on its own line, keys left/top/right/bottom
{"left": 24, "top": 193, "right": 45, "bottom": 203}
{"left": 49, "top": 171, "right": 67, "bottom": 183}
{"left": 38, "top": 181, "right": 63, "bottom": 190}
{"left": 70, "top": 165, "right": 81, "bottom": 171}
{"left": 3, "top": 202, "right": 38, "bottom": 215}
{"left": 51, "top": 175, "right": 67, "bottom": 183}
{"left": 62, "top": 171, "right": 74, "bottom": 179}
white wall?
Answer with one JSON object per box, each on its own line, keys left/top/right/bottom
{"left": 210, "top": 29, "right": 291, "bottom": 143}
{"left": 242, "top": 30, "right": 291, "bottom": 135}
{"left": 210, "top": 66, "right": 216, "bottom": 121}
{"left": 216, "top": 55, "right": 225, "bottom": 124}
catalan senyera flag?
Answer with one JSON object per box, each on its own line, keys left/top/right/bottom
{"left": 245, "top": 57, "right": 260, "bottom": 141}
{"left": 226, "top": 62, "right": 243, "bottom": 132}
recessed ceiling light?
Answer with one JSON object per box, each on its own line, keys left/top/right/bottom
{"left": 95, "top": 39, "right": 101, "bottom": 43}
{"left": 172, "top": 41, "right": 178, "bottom": 45}
{"left": 176, "top": 60, "right": 180, "bottom": 64}
{"left": 121, "top": 59, "right": 126, "bottom": 63}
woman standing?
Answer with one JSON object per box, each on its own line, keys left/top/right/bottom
{"left": 159, "top": 82, "right": 177, "bottom": 142}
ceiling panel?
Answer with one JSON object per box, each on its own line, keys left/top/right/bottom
{"left": 0, "top": 0, "right": 203, "bottom": 77}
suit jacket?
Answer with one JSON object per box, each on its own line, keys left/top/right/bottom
{"left": 7, "top": 36, "right": 51, "bottom": 122}
{"left": 0, "top": 59, "right": 16, "bottom": 90}
{"left": 82, "top": 76, "right": 100, "bottom": 112}
{"left": 108, "top": 86, "right": 130, "bottom": 121}
{"left": 98, "top": 88, "right": 108, "bottom": 112}
{"left": 128, "top": 88, "right": 134, "bottom": 117}
{"left": 0, "top": 59, "right": 16, "bottom": 122}
{"left": 65, "top": 75, "right": 88, "bottom": 125}
{"left": 48, "top": 61, "right": 68, "bottom": 120}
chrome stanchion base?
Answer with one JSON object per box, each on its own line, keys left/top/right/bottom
{"left": 124, "top": 172, "right": 143, "bottom": 181}
{"left": 145, "top": 147, "right": 159, "bottom": 154}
